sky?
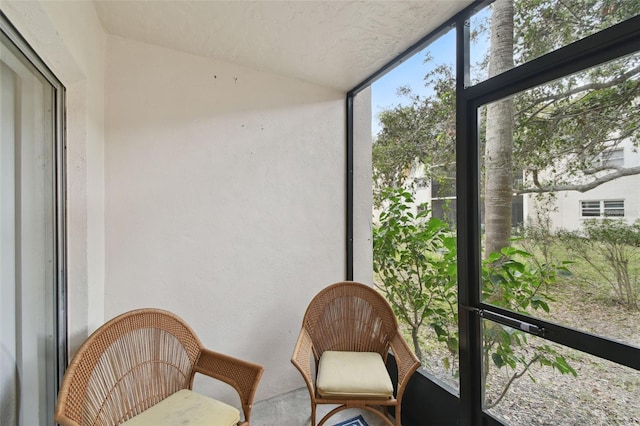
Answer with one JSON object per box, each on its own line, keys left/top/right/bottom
{"left": 370, "top": 29, "right": 456, "bottom": 135}
{"left": 370, "top": 10, "right": 490, "bottom": 136}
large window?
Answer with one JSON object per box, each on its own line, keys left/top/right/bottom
{"left": 367, "top": 26, "right": 461, "bottom": 392}
{"left": 581, "top": 199, "right": 625, "bottom": 217}
{"left": 371, "top": 29, "right": 459, "bottom": 390}
{"left": 478, "top": 46, "right": 640, "bottom": 424}
{"left": 349, "top": 1, "right": 640, "bottom": 425}
{"left": 431, "top": 171, "right": 457, "bottom": 226}
{"left": 593, "top": 148, "right": 625, "bottom": 169}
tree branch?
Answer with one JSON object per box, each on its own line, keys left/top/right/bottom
{"left": 516, "top": 64, "right": 640, "bottom": 116}
{"left": 485, "top": 355, "right": 540, "bottom": 409}
{"left": 519, "top": 166, "right": 640, "bottom": 194}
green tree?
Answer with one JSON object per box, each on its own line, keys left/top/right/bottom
{"left": 373, "top": 188, "right": 458, "bottom": 363}
{"left": 373, "top": 62, "right": 456, "bottom": 206}
{"left": 372, "top": 0, "right": 638, "bottom": 411}
{"left": 373, "top": 189, "right": 576, "bottom": 405}
{"left": 373, "top": 0, "right": 640, "bottom": 252}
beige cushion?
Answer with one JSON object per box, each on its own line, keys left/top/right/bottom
{"left": 121, "top": 389, "right": 240, "bottom": 426}
{"left": 316, "top": 351, "right": 393, "bottom": 399}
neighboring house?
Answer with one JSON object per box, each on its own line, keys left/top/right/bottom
{"left": 408, "top": 139, "right": 640, "bottom": 232}
{"left": 407, "top": 163, "right": 523, "bottom": 229}
{"left": 528, "top": 140, "right": 640, "bottom": 232}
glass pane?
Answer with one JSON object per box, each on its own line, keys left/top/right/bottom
{"left": 483, "top": 319, "right": 640, "bottom": 425}
{"left": 480, "top": 50, "right": 640, "bottom": 346}
{"left": 432, "top": 199, "right": 457, "bottom": 227}
{"left": 604, "top": 200, "right": 624, "bottom": 208}
{"left": 581, "top": 201, "right": 602, "bottom": 217}
{"left": 581, "top": 209, "right": 601, "bottom": 217}
{"left": 371, "top": 27, "right": 459, "bottom": 391}
{"left": 1, "top": 30, "right": 57, "bottom": 425}
{"left": 604, "top": 200, "right": 625, "bottom": 216}
{"left": 470, "top": 0, "right": 640, "bottom": 84}
{"left": 603, "top": 149, "right": 624, "bottom": 167}
{"left": 431, "top": 170, "right": 456, "bottom": 198}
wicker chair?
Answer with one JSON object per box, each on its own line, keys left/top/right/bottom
{"left": 54, "top": 308, "right": 263, "bottom": 426}
{"left": 291, "top": 281, "right": 420, "bottom": 426}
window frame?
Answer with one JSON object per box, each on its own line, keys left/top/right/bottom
{"left": 591, "top": 147, "right": 625, "bottom": 169}
{"left": 580, "top": 199, "right": 625, "bottom": 218}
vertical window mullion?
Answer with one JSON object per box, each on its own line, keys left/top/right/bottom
{"left": 456, "top": 10, "right": 484, "bottom": 426}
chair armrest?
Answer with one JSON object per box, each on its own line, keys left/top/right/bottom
{"left": 193, "top": 348, "right": 264, "bottom": 425}
{"left": 389, "top": 332, "right": 420, "bottom": 400}
{"left": 291, "top": 327, "right": 316, "bottom": 397}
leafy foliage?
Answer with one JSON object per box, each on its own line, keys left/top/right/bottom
{"left": 558, "top": 219, "right": 640, "bottom": 310}
{"left": 372, "top": 62, "right": 456, "bottom": 206}
{"left": 373, "top": 188, "right": 457, "bottom": 362}
{"left": 372, "top": 2, "right": 640, "bottom": 198}
{"left": 371, "top": 0, "right": 637, "bottom": 412}
{"left": 513, "top": 0, "right": 640, "bottom": 64}
{"left": 482, "top": 246, "right": 576, "bottom": 408}
{"left": 373, "top": 189, "right": 576, "bottom": 406}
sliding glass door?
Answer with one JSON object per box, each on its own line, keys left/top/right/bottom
{"left": 0, "top": 14, "right": 66, "bottom": 426}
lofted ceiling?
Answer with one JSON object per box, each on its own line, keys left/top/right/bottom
{"left": 93, "top": 0, "right": 474, "bottom": 91}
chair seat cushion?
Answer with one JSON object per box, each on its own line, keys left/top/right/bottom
{"left": 120, "top": 389, "right": 240, "bottom": 426}
{"left": 316, "top": 351, "right": 394, "bottom": 399}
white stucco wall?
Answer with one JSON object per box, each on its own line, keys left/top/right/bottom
{"left": 527, "top": 142, "right": 640, "bottom": 232}
{"left": 352, "top": 88, "right": 374, "bottom": 283}
{"left": 2, "top": 0, "right": 376, "bottom": 405}
{"left": 1, "top": 0, "right": 106, "bottom": 354}
{"left": 104, "top": 35, "right": 347, "bottom": 401}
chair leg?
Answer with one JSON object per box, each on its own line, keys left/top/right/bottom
{"left": 311, "top": 402, "right": 317, "bottom": 426}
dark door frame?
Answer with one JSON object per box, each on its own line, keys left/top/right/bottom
{"left": 346, "top": 5, "right": 640, "bottom": 425}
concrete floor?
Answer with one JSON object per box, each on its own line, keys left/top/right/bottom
{"left": 251, "top": 387, "right": 391, "bottom": 426}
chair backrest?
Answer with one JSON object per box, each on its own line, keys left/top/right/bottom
{"left": 302, "top": 281, "right": 398, "bottom": 359}
{"left": 55, "top": 309, "right": 203, "bottom": 426}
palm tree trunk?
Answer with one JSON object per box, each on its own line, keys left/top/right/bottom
{"left": 484, "top": 0, "right": 515, "bottom": 257}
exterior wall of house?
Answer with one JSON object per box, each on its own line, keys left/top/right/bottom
{"left": 104, "top": 35, "right": 348, "bottom": 401}
{"left": 1, "top": 0, "right": 106, "bottom": 354}
{"left": 405, "top": 142, "right": 640, "bottom": 234}
{"left": 527, "top": 141, "right": 640, "bottom": 232}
